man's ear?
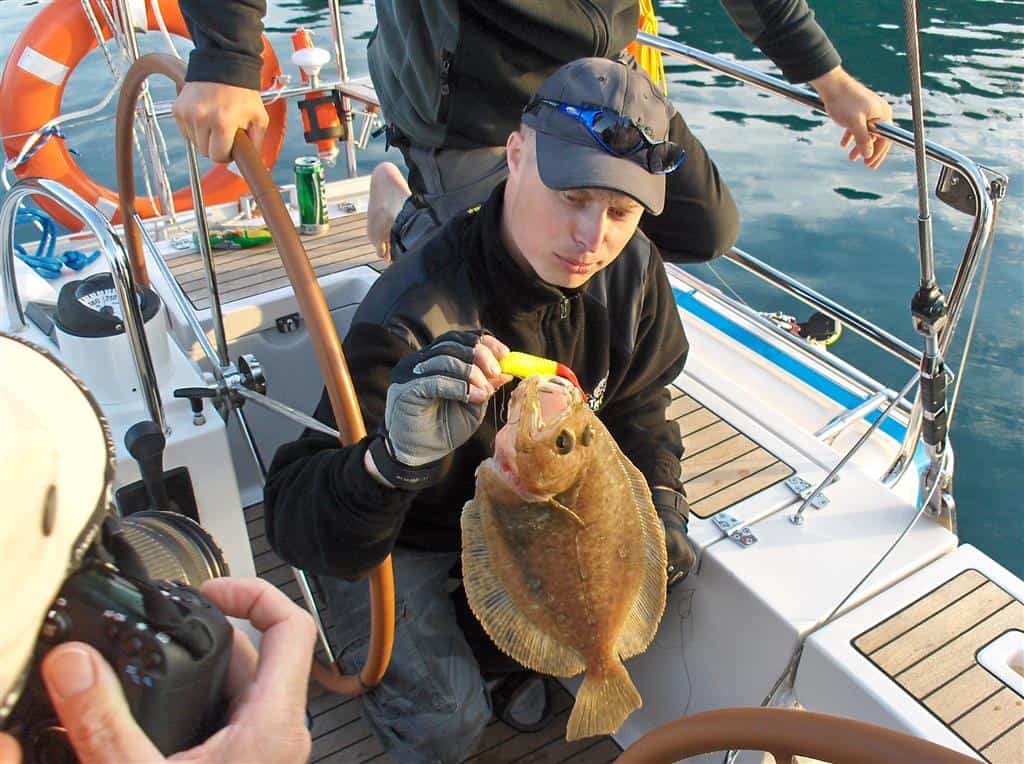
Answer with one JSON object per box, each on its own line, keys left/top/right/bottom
{"left": 506, "top": 129, "right": 524, "bottom": 179}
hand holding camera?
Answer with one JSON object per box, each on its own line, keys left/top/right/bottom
{"left": 0, "top": 335, "right": 315, "bottom": 764}
{"left": 1, "top": 576, "right": 315, "bottom": 764}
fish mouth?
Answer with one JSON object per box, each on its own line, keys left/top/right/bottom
{"left": 484, "top": 456, "right": 552, "bottom": 502}
{"left": 509, "top": 375, "right": 578, "bottom": 436}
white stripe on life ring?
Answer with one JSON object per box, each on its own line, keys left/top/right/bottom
{"left": 95, "top": 196, "right": 118, "bottom": 221}
{"left": 17, "top": 47, "right": 69, "bottom": 86}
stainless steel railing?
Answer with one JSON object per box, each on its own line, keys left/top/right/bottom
{"left": 638, "top": 31, "right": 1003, "bottom": 482}
{"left": 0, "top": 177, "right": 166, "bottom": 433}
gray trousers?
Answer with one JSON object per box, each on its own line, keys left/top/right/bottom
{"left": 390, "top": 144, "right": 508, "bottom": 257}
{"left": 320, "top": 548, "right": 493, "bottom": 764}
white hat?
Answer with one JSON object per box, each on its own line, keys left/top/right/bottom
{"left": 0, "top": 334, "right": 112, "bottom": 717}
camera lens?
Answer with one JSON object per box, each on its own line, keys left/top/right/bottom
{"left": 117, "top": 511, "right": 229, "bottom": 586}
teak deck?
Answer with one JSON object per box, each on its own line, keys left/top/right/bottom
{"left": 853, "top": 570, "right": 1024, "bottom": 763}
{"left": 246, "top": 393, "right": 792, "bottom": 762}
{"left": 167, "top": 212, "right": 379, "bottom": 311}
{"left": 668, "top": 386, "right": 793, "bottom": 518}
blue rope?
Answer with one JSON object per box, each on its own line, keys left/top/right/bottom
{"left": 14, "top": 208, "right": 99, "bottom": 279}
{"left": 12, "top": 126, "right": 79, "bottom": 168}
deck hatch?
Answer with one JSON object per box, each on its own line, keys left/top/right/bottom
{"left": 852, "top": 569, "right": 1024, "bottom": 763}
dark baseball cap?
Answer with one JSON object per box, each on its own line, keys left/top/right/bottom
{"left": 521, "top": 57, "right": 676, "bottom": 215}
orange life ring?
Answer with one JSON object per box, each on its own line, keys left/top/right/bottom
{"left": 0, "top": 0, "right": 287, "bottom": 231}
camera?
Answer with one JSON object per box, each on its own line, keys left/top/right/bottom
{"left": 0, "top": 334, "right": 235, "bottom": 763}
{"left": 4, "top": 511, "right": 234, "bottom": 764}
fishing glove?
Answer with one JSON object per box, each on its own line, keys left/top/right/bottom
{"left": 652, "top": 487, "right": 697, "bottom": 588}
{"left": 368, "top": 330, "right": 487, "bottom": 491}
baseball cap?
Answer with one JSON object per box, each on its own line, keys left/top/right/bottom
{"left": 521, "top": 57, "right": 678, "bottom": 215}
{"left": 0, "top": 334, "right": 111, "bottom": 717}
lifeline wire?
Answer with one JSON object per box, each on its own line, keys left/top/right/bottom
{"left": 791, "top": 370, "right": 921, "bottom": 524}
{"left": 947, "top": 201, "right": 1000, "bottom": 427}
{"left": 149, "top": 0, "right": 184, "bottom": 61}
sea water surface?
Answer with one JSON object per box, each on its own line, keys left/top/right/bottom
{"left": 0, "top": 0, "right": 1021, "bottom": 576}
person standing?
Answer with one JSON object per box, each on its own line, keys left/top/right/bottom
{"left": 174, "top": 0, "right": 893, "bottom": 262}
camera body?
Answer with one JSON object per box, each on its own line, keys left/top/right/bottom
{"left": 7, "top": 557, "right": 233, "bottom": 763}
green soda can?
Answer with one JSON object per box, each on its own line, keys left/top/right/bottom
{"left": 294, "top": 156, "right": 329, "bottom": 235}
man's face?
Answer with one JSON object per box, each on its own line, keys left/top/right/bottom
{"left": 502, "top": 129, "right": 645, "bottom": 289}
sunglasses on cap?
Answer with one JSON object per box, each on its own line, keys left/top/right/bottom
{"left": 525, "top": 98, "right": 685, "bottom": 175}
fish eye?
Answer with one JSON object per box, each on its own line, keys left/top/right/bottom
{"left": 580, "top": 425, "right": 595, "bottom": 446}
{"left": 555, "top": 429, "right": 575, "bottom": 454}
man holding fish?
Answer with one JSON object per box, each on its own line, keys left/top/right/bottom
{"left": 265, "top": 57, "right": 693, "bottom": 760}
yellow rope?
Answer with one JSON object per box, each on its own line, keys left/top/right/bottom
{"left": 626, "top": 0, "right": 666, "bottom": 93}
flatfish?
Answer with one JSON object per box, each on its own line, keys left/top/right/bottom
{"left": 461, "top": 374, "right": 667, "bottom": 741}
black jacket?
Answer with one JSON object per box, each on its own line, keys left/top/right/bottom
{"left": 181, "top": 0, "right": 840, "bottom": 144}
{"left": 179, "top": 0, "right": 838, "bottom": 263}
{"left": 263, "top": 184, "right": 689, "bottom": 581}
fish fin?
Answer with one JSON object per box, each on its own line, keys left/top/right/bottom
{"left": 565, "top": 657, "right": 642, "bottom": 741}
{"left": 461, "top": 496, "right": 587, "bottom": 677}
{"left": 611, "top": 443, "right": 668, "bottom": 659}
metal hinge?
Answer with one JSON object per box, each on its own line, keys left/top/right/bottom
{"left": 786, "top": 476, "right": 830, "bottom": 509}
{"left": 711, "top": 512, "right": 758, "bottom": 548}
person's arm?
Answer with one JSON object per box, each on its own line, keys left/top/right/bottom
{"left": 263, "top": 323, "right": 417, "bottom": 580}
{"left": 639, "top": 110, "right": 740, "bottom": 264}
{"left": 720, "top": 0, "right": 838, "bottom": 83}
{"left": 720, "top": 0, "right": 893, "bottom": 168}
{"left": 809, "top": 66, "right": 893, "bottom": 170}
{"left": 264, "top": 325, "right": 510, "bottom": 580}
{"left": 173, "top": 0, "right": 269, "bottom": 162}
{"left": 180, "top": 0, "right": 266, "bottom": 89}
{"left": 7, "top": 577, "right": 317, "bottom": 764}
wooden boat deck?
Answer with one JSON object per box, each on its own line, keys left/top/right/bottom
{"left": 246, "top": 391, "right": 793, "bottom": 762}
{"left": 166, "top": 212, "right": 379, "bottom": 311}
{"left": 668, "top": 386, "right": 794, "bottom": 518}
{"left": 853, "top": 569, "right": 1024, "bottom": 763}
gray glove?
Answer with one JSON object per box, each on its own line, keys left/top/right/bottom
{"left": 368, "top": 331, "right": 486, "bottom": 490}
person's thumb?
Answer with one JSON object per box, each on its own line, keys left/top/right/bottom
{"left": 41, "top": 643, "right": 164, "bottom": 764}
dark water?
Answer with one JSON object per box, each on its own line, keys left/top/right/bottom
{"left": 1, "top": 1, "right": 1021, "bottom": 576}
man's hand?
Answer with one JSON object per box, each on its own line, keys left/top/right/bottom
{"left": 172, "top": 82, "right": 269, "bottom": 163}
{"left": 652, "top": 487, "right": 697, "bottom": 589}
{"left": 29, "top": 577, "right": 315, "bottom": 764}
{"left": 367, "top": 332, "right": 512, "bottom": 490}
{"left": 810, "top": 66, "right": 894, "bottom": 170}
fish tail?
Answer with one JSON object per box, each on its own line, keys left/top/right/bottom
{"left": 565, "top": 658, "right": 642, "bottom": 742}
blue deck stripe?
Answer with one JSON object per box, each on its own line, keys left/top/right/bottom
{"left": 672, "top": 286, "right": 908, "bottom": 442}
